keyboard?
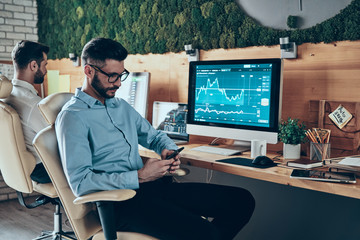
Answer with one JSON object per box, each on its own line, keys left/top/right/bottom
{"left": 190, "top": 146, "right": 245, "bottom": 156}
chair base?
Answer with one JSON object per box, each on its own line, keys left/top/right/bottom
{"left": 34, "top": 230, "right": 75, "bottom": 240}
{"left": 18, "top": 194, "right": 76, "bottom": 240}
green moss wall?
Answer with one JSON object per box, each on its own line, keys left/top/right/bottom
{"left": 37, "top": 0, "right": 360, "bottom": 59}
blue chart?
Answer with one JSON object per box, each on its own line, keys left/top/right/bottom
{"left": 194, "top": 77, "right": 260, "bottom": 124}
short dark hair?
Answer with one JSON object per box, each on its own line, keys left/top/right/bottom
{"left": 81, "top": 38, "right": 128, "bottom": 66}
{"left": 11, "top": 40, "right": 49, "bottom": 70}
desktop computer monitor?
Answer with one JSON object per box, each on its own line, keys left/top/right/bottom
{"left": 187, "top": 58, "right": 283, "bottom": 148}
{"left": 115, "top": 72, "right": 150, "bottom": 118}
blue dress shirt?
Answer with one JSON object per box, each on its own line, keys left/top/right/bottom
{"left": 55, "top": 88, "right": 177, "bottom": 197}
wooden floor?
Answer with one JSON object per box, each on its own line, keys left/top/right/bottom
{"left": 0, "top": 196, "right": 73, "bottom": 239}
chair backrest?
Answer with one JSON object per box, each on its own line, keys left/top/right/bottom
{"left": 33, "top": 92, "right": 102, "bottom": 240}
{"left": 0, "top": 74, "right": 36, "bottom": 193}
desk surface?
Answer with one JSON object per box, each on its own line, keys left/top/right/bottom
{"left": 139, "top": 144, "right": 360, "bottom": 200}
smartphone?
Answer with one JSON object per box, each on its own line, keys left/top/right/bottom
{"left": 166, "top": 147, "right": 184, "bottom": 160}
{"left": 290, "top": 169, "right": 356, "bottom": 183}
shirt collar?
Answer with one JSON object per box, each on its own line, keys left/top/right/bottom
{"left": 75, "top": 88, "right": 118, "bottom": 108}
{"left": 12, "top": 78, "right": 38, "bottom": 95}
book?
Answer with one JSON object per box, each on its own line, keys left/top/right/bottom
{"left": 287, "top": 159, "right": 323, "bottom": 169}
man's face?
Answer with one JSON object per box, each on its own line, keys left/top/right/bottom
{"left": 90, "top": 59, "right": 124, "bottom": 99}
{"left": 34, "top": 52, "right": 48, "bottom": 84}
{"left": 91, "top": 72, "right": 120, "bottom": 99}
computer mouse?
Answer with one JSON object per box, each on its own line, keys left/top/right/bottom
{"left": 252, "top": 156, "right": 274, "bottom": 166}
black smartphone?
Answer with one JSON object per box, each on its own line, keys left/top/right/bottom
{"left": 166, "top": 147, "right": 184, "bottom": 160}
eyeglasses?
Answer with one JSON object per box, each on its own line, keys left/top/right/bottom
{"left": 87, "top": 64, "right": 129, "bottom": 83}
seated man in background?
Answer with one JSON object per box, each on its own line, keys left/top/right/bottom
{"left": 56, "top": 37, "right": 255, "bottom": 240}
{"left": 5, "top": 40, "right": 51, "bottom": 183}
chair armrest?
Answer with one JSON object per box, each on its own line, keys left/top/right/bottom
{"left": 73, "top": 189, "right": 136, "bottom": 205}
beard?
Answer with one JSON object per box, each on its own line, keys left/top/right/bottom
{"left": 91, "top": 73, "right": 119, "bottom": 99}
{"left": 34, "top": 68, "right": 45, "bottom": 84}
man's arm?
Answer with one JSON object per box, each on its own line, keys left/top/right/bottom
{"left": 133, "top": 108, "right": 178, "bottom": 154}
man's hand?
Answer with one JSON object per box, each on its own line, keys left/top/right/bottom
{"left": 161, "top": 149, "right": 181, "bottom": 173}
{"left": 161, "top": 149, "right": 181, "bottom": 161}
{"left": 138, "top": 158, "right": 173, "bottom": 183}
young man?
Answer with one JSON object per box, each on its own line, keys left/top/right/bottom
{"left": 5, "top": 40, "right": 51, "bottom": 183}
{"left": 56, "top": 38, "right": 255, "bottom": 240}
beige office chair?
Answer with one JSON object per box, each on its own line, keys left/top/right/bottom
{"left": 33, "top": 92, "right": 158, "bottom": 240}
{"left": 0, "top": 75, "right": 74, "bottom": 240}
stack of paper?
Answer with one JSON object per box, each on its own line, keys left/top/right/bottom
{"left": 338, "top": 157, "right": 360, "bottom": 167}
{"left": 323, "top": 156, "right": 360, "bottom": 176}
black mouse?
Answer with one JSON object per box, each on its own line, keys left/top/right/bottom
{"left": 252, "top": 156, "right": 274, "bottom": 166}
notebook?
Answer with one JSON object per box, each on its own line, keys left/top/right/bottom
{"left": 152, "top": 101, "right": 189, "bottom": 145}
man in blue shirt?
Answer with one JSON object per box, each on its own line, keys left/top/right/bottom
{"left": 56, "top": 38, "right": 255, "bottom": 240}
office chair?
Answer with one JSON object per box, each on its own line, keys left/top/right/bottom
{"left": 0, "top": 75, "right": 74, "bottom": 240}
{"left": 33, "top": 92, "right": 158, "bottom": 240}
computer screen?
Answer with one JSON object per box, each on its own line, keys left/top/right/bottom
{"left": 152, "top": 101, "right": 189, "bottom": 143}
{"left": 187, "top": 58, "right": 283, "bottom": 145}
{"left": 115, "top": 72, "right": 150, "bottom": 118}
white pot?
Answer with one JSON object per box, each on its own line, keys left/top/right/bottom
{"left": 283, "top": 143, "right": 301, "bottom": 159}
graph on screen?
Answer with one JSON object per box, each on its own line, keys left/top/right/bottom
{"left": 193, "top": 63, "right": 272, "bottom": 128}
{"left": 196, "top": 78, "right": 245, "bottom": 105}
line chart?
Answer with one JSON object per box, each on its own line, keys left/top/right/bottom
{"left": 195, "top": 78, "right": 245, "bottom": 106}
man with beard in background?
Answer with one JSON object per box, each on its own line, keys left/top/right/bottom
{"left": 5, "top": 40, "right": 51, "bottom": 183}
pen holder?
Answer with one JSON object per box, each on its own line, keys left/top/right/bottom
{"left": 310, "top": 142, "right": 330, "bottom": 161}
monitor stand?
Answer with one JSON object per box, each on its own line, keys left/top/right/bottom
{"left": 216, "top": 139, "right": 267, "bottom": 157}
{"left": 249, "top": 140, "right": 267, "bottom": 158}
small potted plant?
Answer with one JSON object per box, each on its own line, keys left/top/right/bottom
{"left": 278, "top": 117, "right": 307, "bottom": 159}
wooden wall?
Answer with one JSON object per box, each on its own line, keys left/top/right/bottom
{"left": 46, "top": 40, "right": 360, "bottom": 151}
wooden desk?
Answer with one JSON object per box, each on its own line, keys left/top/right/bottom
{"left": 139, "top": 144, "right": 360, "bottom": 199}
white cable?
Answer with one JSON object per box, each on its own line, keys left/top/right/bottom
{"left": 206, "top": 169, "right": 213, "bottom": 183}
{"left": 210, "top": 137, "right": 221, "bottom": 145}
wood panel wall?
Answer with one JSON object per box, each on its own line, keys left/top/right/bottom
{"left": 308, "top": 100, "right": 360, "bottom": 157}
{"left": 46, "top": 40, "right": 360, "bottom": 151}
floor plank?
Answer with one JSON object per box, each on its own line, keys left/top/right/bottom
{"left": 0, "top": 196, "right": 73, "bottom": 239}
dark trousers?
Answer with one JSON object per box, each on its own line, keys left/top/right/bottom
{"left": 114, "top": 179, "right": 255, "bottom": 240}
{"left": 30, "top": 163, "right": 51, "bottom": 183}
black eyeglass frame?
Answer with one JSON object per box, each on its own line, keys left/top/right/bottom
{"left": 87, "top": 64, "right": 129, "bottom": 83}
